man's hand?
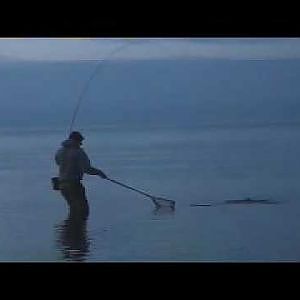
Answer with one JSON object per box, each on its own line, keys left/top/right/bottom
{"left": 98, "top": 170, "right": 108, "bottom": 179}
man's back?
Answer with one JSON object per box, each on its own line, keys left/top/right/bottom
{"left": 56, "top": 139, "right": 82, "bottom": 182}
{"left": 55, "top": 138, "right": 105, "bottom": 182}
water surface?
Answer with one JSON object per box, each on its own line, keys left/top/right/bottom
{"left": 1, "top": 123, "right": 300, "bottom": 261}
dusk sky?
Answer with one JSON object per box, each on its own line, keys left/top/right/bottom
{"left": 0, "top": 38, "right": 300, "bottom": 61}
{"left": 0, "top": 38, "right": 300, "bottom": 128}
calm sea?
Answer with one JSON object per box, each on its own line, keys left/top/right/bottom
{"left": 0, "top": 122, "right": 300, "bottom": 261}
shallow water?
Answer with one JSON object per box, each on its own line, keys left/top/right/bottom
{"left": 1, "top": 123, "right": 300, "bottom": 261}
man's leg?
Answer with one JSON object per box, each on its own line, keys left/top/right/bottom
{"left": 60, "top": 186, "right": 72, "bottom": 208}
{"left": 69, "top": 183, "right": 89, "bottom": 218}
{"left": 60, "top": 182, "right": 89, "bottom": 218}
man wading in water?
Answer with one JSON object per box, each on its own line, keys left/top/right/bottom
{"left": 55, "top": 131, "right": 107, "bottom": 218}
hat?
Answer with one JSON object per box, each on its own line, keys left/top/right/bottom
{"left": 69, "top": 131, "right": 84, "bottom": 142}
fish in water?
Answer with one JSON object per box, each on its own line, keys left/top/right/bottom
{"left": 190, "top": 198, "right": 279, "bottom": 207}
{"left": 224, "top": 198, "right": 278, "bottom": 204}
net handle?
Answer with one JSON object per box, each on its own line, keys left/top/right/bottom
{"left": 106, "top": 178, "right": 154, "bottom": 199}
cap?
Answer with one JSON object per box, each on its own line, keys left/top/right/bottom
{"left": 69, "top": 131, "right": 85, "bottom": 142}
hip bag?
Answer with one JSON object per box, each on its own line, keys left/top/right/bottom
{"left": 51, "top": 177, "right": 60, "bottom": 190}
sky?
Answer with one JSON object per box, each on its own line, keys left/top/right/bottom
{"left": 0, "top": 38, "right": 300, "bottom": 61}
{"left": 0, "top": 38, "right": 300, "bottom": 128}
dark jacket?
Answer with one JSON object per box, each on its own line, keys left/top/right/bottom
{"left": 55, "top": 139, "right": 102, "bottom": 182}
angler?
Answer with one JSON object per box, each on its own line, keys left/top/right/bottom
{"left": 53, "top": 131, "right": 107, "bottom": 218}
{"left": 51, "top": 40, "right": 175, "bottom": 213}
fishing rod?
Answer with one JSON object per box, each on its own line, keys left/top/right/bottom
{"left": 68, "top": 39, "right": 141, "bottom": 134}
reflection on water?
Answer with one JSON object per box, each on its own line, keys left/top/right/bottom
{"left": 55, "top": 215, "right": 91, "bottom": 262}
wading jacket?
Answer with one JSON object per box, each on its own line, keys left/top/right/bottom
{"left": 55, "top": 139, "right": 102, "bottom": 182}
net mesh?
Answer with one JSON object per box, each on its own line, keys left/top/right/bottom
{"left": 152, "top": 197, "right": 175, "bottom": 209}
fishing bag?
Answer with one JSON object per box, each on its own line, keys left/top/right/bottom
{"left": 51, "top": 177, "right": 60, "bottom": 190}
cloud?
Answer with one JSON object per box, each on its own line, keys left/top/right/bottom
{"left": 0, "top": 38, "right": 300, "bottom": 61}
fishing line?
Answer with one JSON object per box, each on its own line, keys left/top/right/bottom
{"left": 68, "top": 39, "right": 147, "bottom": 134}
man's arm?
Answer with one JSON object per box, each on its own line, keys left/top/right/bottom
{"left": 79, "top": 149, "right": 107, "bottom": 179}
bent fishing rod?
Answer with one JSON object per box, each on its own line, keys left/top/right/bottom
{"left": 68, "top": 39, "right": 148, "bottom": 134}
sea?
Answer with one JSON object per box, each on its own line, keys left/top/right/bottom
{"left": 1, "top": 122, "right": 300, "bottom": 262}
